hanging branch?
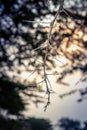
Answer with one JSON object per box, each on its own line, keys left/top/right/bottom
{"left": 23, "top": 0, "right": 65, "bottom": 111}
{"left": 43, "top": 0, "right": 64, "bottom": 111}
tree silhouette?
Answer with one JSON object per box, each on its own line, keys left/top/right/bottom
{"left": 57, "top": 118, "right": 87, "bottom": 130}
{"left": 0, "top": 0, "right": 87, "bottom": 129}
{"left": 0, "top": 116, "right": 53, "bottom": 130}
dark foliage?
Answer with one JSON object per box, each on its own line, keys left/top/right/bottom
{"left": 25, "top": 117, "right": 53, "bottom": 130}
{"left": 0, "top": 116, "right": 53, "bottom": 130}
{"left": 57, "top": 118, "right": 87, "bottom": 130}
{"left": 0, "top": 78, "right": 25, "bottom": 115}
{"left": 0, "top": 0, "right": 87, "bottom": 129}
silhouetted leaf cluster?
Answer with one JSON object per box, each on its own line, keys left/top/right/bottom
{"left": 57, "top": 118, "right": 87, "bottom": 130}
{"left": 0, "top": 0, "right": 87, "bottom": 129}
{"left": 0, "top": 116, "right": 53, "bottom": 130}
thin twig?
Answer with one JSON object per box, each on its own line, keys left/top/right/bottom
{"left": 48, "top": 53, "right": 64, "bottom": 64}
{"left": 23, "top": 20, "right": 50, "bottom": 24}
{"left": 48, "top": 0, "right": 64, "bottom": 45}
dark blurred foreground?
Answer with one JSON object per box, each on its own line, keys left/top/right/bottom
{"left": 0, "top": 116, "right": 53, "bottom": 130}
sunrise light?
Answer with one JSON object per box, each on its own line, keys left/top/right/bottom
{"left": 68, "top": 44, "right": 79, "bottom": 52}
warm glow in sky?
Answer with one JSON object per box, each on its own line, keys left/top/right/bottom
{"left": 68, "top": 44, "right": 79, "bottom": 52}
